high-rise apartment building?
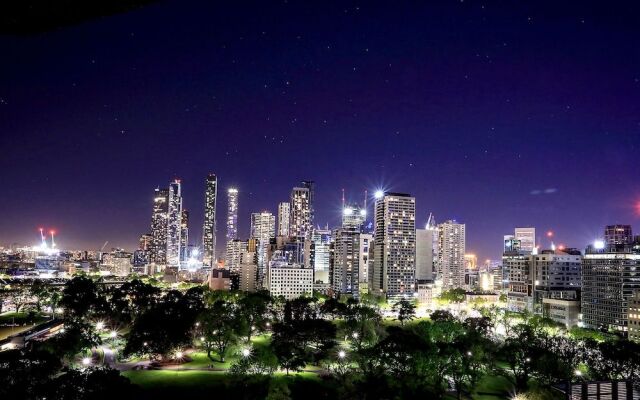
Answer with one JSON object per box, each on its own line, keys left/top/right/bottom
{"left": 251, "top": 211, "right": 276, "bottom": 285}
{"left": 203, "top": 174, "right": 218, "bottom": 266}
{"left": 436, "top": 220, "right": 466, "bottom": 289}
{"left": 358, "top": 233, "right": 373, "bottom": 285}
{"left": 416, "top": 225, "right": 436, "bottom": 282}
{"left": 332, "top": 227, "right": 361, "bottom": 297}
{"left": 225, "top": 239, "right": 247, "bottom": 273}
{"left": 166, "top": 179, "right": 183, "bottom": 266}
{"left": 371, "top": 192, "right": 416, "bottom": 298}
{"left": 277, "top": 202, "right": 290, "bottom": 237}
{"left": 582, "top": 231, "right": 640, "bottom": 335}
{"left": 515, "top": 227, "right": 536, "bottom": 253}
{"left": 150, "top": 187, "right": 169, "bottom": 264}
{"left": 226, "top": 188, "right": 239, "bottom": 242}
{"left": 290, "top": 181, "right": 314, "bottom": 240}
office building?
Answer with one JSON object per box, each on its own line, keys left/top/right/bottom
{"left": 342, "top": 203, "right": 366, "bottom": 230}
{"left": 227, "top": 188, "right": 239, "bottom": 242}
{"left": 629, "top": 291, "right": 640, "bottom": 343}
{"left": 371, "top": 192, "right": 416, "bottom": 298}
{"left": 278, "top": 202, "right": 290, "bottom": 237}
{"left": 605, "top": 225, "right": 633, "bottom": 245}
{"left": 582, "top": 233, "right": 640, "bottom": 335}
{"left": 179, "top": 210, "right": 189, "bottom": 263}
{"left": 515, "top": 227, "right": 536, "bottom": 253}
{"left": 203, "top": 174, "right": 218, "bottom": 266}
{"left": 209, "top": 268, "right": 231, "bottom": 291}
{"left": 267, "top": 254, "right": 313, "bottom": 300}
{"left": 309, "top": 228, "right": 331, "bottom": 287}
{"left": 416, "top": 225, "right": 435, "bottom": 282}
{"left": 437, "top": 220, "right": 466, "bottom": 289}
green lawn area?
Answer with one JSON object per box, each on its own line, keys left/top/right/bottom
{"left": 123, "top": 370, "right": 228, "bottom": 388}
{"left": 472, "top": 374, "right": 514, "bottom": 399}
{"left": 0, "top": 324, "right": 35, "bottom": 340}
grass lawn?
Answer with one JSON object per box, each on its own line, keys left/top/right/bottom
{"left": 472, "top": 374, "right": 514, "bottom": 399}
{"left": 0, "top": 324, "right": 35, "bottom": 340}
{"left": 123, "top": 369, "right": 228, "bottom": 388}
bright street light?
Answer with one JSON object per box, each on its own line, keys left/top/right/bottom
{"left": 338, "top": 350, "right": 346, "bottom": 359}
{"left": 242, "top": 348, "right": 251, "bottom": 357}
{"left": 82, "top": 357, "right": 91, "bottom": 366}
{"left": 95, "top": 321, "right": 104, "bottom": 330}
{"left": 109, "top": 331, "right": 117, "bottom": 338}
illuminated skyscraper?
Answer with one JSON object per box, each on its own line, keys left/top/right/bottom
{"left": 582, "top": 227, "right": 640, "bottom": 335}
{"left": 309, "top": 228, "right": 331, "bottom": 287}
{"left": 150, "top": 187, "right": 169, "bottom": 264}
{"left": 371, "top": 192, "right": 416, "bottom": 298}
{"left": 436, "top": 220, "right": 466, "bottom": 289}
{"left": 290, "top": 181, "right": 314, "bottom": 240}
{"left": 226, "top": 188, "right": 239, "bottom": 242}
{"left": 180, "top": 210, "right": 189, "bottom": 263}
{"left": 203, "top": 174, "right": 218, "bottom": 266}
{"left": 342, "top": 203, "right": 366, "bottom": 230}
{"left": 277, "top": 202, "right": 290, "bottom": 237}
{"left": 251, "top": 211, "right": 276, "bottom": 284}
{"left": 332, "top": 227, "right": 361, "bottom": 297}
{"left": 166, "top": 179, "right": 183, "bottom": 266}
{"left": 416, "top": 216, "right": 437, "bottom": 282}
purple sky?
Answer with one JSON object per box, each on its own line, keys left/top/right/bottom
{"left": 1, "top": 1, "right": 639, "bottom": 260}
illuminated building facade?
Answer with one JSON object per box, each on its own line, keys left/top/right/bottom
{"left": 332, "top": 227, "right": 361, "bottom": 297}
{"left": 277, "top": 202, "right": 290, "bottom": 237}
{"left": 166, "top": 179, "right": 183, "bottom": 266}
{"left": 150, "top": 187, "right": 169, "bottom": 264}
{"left": 226, "top": 188, "right": 239, "bottom": 242}
{"left": 582, "top": 238, "right": 640, "bottom": 335}
{"left": 251, "top": 211, "right": 276, "bottom": 284}
{"left": 371, "top": 192, "right": 416, "bottom": 298}
{"left": 605, "top": 224, "right": 633, "bottom": 245}
{"left": 437, "top": 220, "right": 466, "bottom": 289}
{"left": 203, "top": 174, "right": 218, "bottom": 266}
{"left": 514, "top": 227, "right": 536, "bottom": 252}
{"left": 290, "top": 181, "right": 314, "bottom": 240}
{"left": 180, "top": 210, "right": 189, "bottom": 263}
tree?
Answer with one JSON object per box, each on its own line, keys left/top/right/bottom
{"left": 124, "top": 290, "right": 201, "bottom": 359}
{"left": 109, "top": 279, "right": 160, "bottom": 324}
{"left": 60, "top": 276, "right": 103, "bottom": 318}
{"left": 439, "top": 288, "right": 466, "bottom": 304}
{"left": 0, "top": 348, "right": 62, "bottom": 399}
{"left": 393, "top": 299, "right": 416, "bottom": 326}
{"left": 199, "top": 300, "right": 238, "bottom": 362}
{"left": 430, "top": 309, "right": 456, "bottom": 322}
{"left": 29, "top": 280, "right": 51, "bottom": 312}
{"left": 500, "top": 324, "right": 542, "bottom": 390}
{"left": 48, "top": 367, "right": 139, "bottom": 400}
{"left": 320, "top": 297, "right": 347, "bottom": 320}
{"left": 587, "top": 340, "right": 640, "bottom": 382}
{"left": 44, "top": 319, "right": 101, "bottom": 360}
{"left": 343, "top": 303, "right": 382, "bottom": 350}
{"left": 237, "top": 291, "right": 271, "bottom": 342}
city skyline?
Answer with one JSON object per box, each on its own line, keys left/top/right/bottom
{"left": 1, "top": 1, "right": 640, "bottom": 260}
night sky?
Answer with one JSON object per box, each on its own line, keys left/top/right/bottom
{"left": 1, "top": 1, "right": 639, "bottom": 260}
